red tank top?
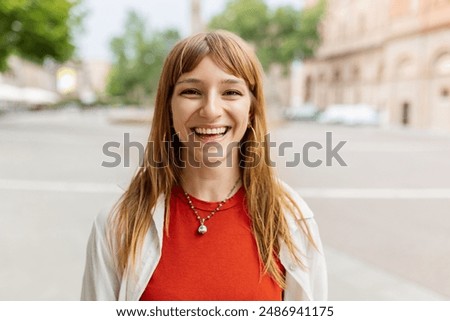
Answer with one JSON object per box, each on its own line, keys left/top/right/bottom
{"left": 140, "top": 186, "right": 284, "bottom": 300}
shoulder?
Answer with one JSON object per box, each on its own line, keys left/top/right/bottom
{"left": 87, "top": 207, "right": 115, "bottom": 248}
{"left": 278, "top": 180, "right": 314, "bottom": 220}
{"left": 93, "top": 207, "right": 112, "bottom": 233}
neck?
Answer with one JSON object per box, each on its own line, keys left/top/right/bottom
{"left": 180, "top": 165, "right": 241, "bottom": 202}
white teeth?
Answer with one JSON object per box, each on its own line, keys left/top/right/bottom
{"left": 194, "top": 127, "right": 227, "bottom": 135}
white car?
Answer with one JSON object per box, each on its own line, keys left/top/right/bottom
{"left": 317, "top": 104, "right": 380, "bottom": 126}
{"left": 282, "top": 103, "right": 319, "bottom": 121}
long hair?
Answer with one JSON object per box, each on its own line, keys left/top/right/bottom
{"left": 110, "top": 30, "right": 314, "bottom": 288}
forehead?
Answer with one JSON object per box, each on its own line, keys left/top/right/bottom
{"left": 176, "top": 56, "right": 246, "bottom": 84}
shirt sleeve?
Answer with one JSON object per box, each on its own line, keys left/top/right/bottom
{"left": 80, "top": 211, "right": 120, "bottom": 300}
{"left": 304, "top": 217, "right": 328, "bottom": 300}
{"left": 279, "top": 180, "right": 328, "bottom": 300}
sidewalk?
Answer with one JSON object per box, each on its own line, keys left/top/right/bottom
{"left": 325, "top": 246, "right": 447, "bottom": 300}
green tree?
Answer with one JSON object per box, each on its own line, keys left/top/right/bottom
{"left": 106, "top": 10, "right": 179, "bottom": 104}
{"left": 209, "top": 0, "right": 270, "bottom": 45}
{"left": 208, "top": 0, "right": 326, "bottom": 69}
{"left": 297, "top": 0, "right": 326, "bottom": 59}
{"left": 0, "top": 0, "right": 84, "bottom": 71}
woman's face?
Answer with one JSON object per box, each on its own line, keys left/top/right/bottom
{"left": 171, "top": 56, "right": 251, "bottom": 166}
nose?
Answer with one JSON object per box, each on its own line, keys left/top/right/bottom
{"left": 199, "top": 93, "right": 222, "bottom": 119}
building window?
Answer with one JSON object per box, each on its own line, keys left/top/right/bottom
{"left": 377, "top": 64, "right": 384, "bottom": 82}
{"left": 434, "top": 52, "right": 450, "bottom": 76}
{"left": 396, "top": 57, "right": 414, "bottom": 79}
{"left": 333, "top": 70, "right": 341, "bottom": 82}
{"left": 402, "top": 102, "right": 410, "bottom": 125}
{"left": 318, "top": 72, "right": 325, "bottom": 82}
{"left": 352, "top": 66, "right": 360, "bottom": 81}
{"left": 304, "top": 76, "right": 313, "bottom": 102}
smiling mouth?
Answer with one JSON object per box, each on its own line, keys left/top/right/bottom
{"left": 191, "top": 126, "right": 230, "bottom": 139}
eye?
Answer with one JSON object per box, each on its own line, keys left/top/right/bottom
{"left": 180, "top": 88, "right": 201, "bottom": 96}
{"left": 223, "top": 90, "right": 242, "bottom": 96}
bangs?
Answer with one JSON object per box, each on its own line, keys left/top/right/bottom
{"left": 169, "top": 31, "right": 259, "bottom": 93}
{"left": 169, "top": 36, "right": 209, "bottom": 84}
{"left": 207, "top": 32, "right": 258, "bottom": 93}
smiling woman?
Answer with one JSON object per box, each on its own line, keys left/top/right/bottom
{"left": 81, "top": 30, "right": 327, "bottom": 301}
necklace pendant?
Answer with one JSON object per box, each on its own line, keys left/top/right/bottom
{"left": 197, "top": 224, "right": 207, "bottom": 235}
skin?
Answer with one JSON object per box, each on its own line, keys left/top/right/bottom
{"left": 170, "top": 56, "right": 251, "bottom": 201}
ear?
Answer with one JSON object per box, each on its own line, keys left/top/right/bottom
{"left": 247, "top": 112, "right": 254, "bottom": 127}
{"left": 248, "top": 103, "right": 255, "bottom": 124}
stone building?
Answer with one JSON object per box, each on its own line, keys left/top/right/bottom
{"left": 0, "top": 56, "right": 111, "bottom": 108}
{"left": 0, "top": 56, "right": 59, "bottom": 108}
{"left": 300, "top": 0, "right": 450, "bottom": 131}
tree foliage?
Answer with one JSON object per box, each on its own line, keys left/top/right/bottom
{"left": 208, "top": 0, "right": 326, "bottom": 69}
{"left": 106, "top": 10, "right": 180, "bottom": 104}
{"left": 209, "top": 0, "right": 270, "bottom": 44}
{"left": 0, "top": 0, "right": 84, "bottom": 71}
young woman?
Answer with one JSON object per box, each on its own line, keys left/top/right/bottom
{"left": 81, "top": 30, "right": 327, "bottom": 301}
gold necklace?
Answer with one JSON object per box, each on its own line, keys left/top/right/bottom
{"left": 183, "top": 178, "right": 241, "bottom": 235}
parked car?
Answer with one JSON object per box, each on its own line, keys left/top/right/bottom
{"left": 317, "top": 104, "right": 380, "bottom": 126}
{"left": 282, "top": 103, "right": 319, "bottom": 121}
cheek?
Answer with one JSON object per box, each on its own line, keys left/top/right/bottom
{"left": 170, "top": 103, "right": 181, "bottom": 135}
{"left": 171, "top": 111, "right": 186, "bottom": 135}
{"left": 171, "top": 99, "right": 185, "bottom": 124}
{"left": 171, "top": 99, "right": 195, "bottom": 138}
{"left": 236, "top": 100, "right": 251, "bottom": 127}
{"left": 237, "top": 115, "right": 248, "bottom": 128}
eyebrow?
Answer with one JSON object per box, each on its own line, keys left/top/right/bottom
{"left": 175, "top": 78, "right": 245, "bottom": 85}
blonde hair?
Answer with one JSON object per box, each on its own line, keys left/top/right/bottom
{"left": 110, "top": 30, "right": 314, "bottom": 288}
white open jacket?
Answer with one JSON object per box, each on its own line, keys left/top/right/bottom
{"left": 81, "top": 182, "right": 327, "bottom": 300}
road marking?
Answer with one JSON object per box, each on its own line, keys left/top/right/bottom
{"left": 296, "top": 188, "right": 450, "bottom": 199}
{"left": 0, "top": 179, "right": 124, "bottom": 194}
{"left": 344, "top": 145, "right": 450, "bottom": 152}
{"left": 1, "top": 179, "right": 449, "bottom": 199}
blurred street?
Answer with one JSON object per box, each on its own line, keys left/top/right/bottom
{"left": 0, "top": 108, "right": 449, "bottom": 300}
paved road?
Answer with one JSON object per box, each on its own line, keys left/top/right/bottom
{"left": 0, "top": 108, "right": 449, "bottom": 300}
{"left": 271, "top": 120, "right": 450, "bottom": 300}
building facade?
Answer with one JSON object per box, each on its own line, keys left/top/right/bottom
{"left": 0, "top": 56, "right": 59, "bottom": 107}
{"left": 0, "top": 56, "right": 111, "bottom": 108}
{"left": 301, "top": 0, "right": 450, "bottom": 131}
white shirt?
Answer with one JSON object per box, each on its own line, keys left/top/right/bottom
{"left": 81, "top": 182, "right": 328, "bottom": 300}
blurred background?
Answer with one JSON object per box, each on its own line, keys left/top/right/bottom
{"left": 0, "top": 0, "right": 449, "bottom": 300}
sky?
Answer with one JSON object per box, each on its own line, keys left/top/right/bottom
{"left": 75, "top": 0, "right": 304, "bottom": 62}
